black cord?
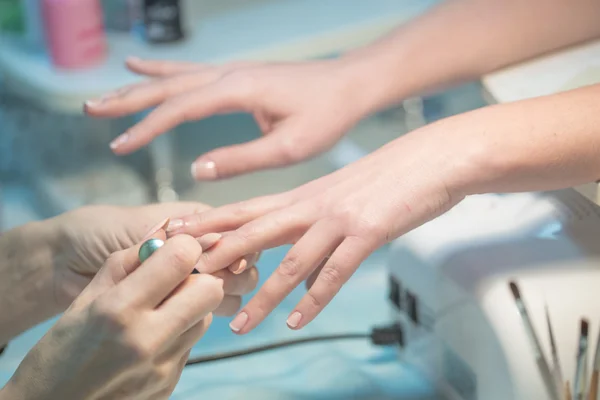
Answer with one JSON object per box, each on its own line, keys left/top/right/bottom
{"left": 185, "top": 323, "right": 403, "bottom": 366}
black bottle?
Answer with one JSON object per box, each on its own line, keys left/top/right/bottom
{"left": 143, "top": 0, "right": 184, "bottom": 43}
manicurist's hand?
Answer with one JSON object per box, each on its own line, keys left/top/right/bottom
{"left": 52, "top": 203, "right": 259, "bottom": 316}
{"left": 84, "top": 57, "right": 378, "bottom": 180}
{"left": 1, "top": 229, "right": 223, "bottom": 400}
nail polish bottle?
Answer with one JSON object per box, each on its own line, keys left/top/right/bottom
{"left": 142, "top": 0, "right": 185, "bottom": 44}
{"left": 41, "top": 0, "right": 108, "bottom": 70}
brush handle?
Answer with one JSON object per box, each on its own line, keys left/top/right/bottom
{"left": 589, "top": 371, "right": 599, "bottom": 400}
{"left": 566, "top": 381, "right": 573, "bottom": 400}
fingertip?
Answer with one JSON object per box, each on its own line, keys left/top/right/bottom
{"left": 191, "top": 159, "right": 218, "bottom": 180}
{"left": 126, "top": 56, "right": 142, "bottom": 64}
{"left": 286, "top": 311, "right": 303, "bottom": 329}
{"left": 109, "top": 132, "right": 131, "bottom": 153}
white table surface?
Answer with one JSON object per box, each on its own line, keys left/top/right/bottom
{"left": 481, "top": 39, "right": 600, "bottom": 205}
{"left": 0, "top": 0, "right": 436, "bottom": 114}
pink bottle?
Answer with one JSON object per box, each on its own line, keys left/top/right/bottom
{"left": 42, "top": 0, "right": 107, "bottom": 70}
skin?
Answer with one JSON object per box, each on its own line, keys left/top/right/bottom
{"left": 83, "top": 0, "right": 600, "bottom": 334}
{"left": 0, "top": 203, "right": 259, "bottom": 399}
{"left": 2, "top": 231, "right": 223, "bottom": 400}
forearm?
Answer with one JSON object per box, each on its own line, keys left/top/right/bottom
{"left": 0, "top": 221, "right": 62, "bottom": 345}
{"left": 344, "top": 0, "right": 600, "bottom": 113}
{"left": 440, "top": 83, "right": 600, "bottom": 197}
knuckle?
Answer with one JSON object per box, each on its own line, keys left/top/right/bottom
{"left": 306, "top": 291, "right": 322, "bottom": 309}
{"left": 277, "top": 253, "right": 303, "bottom": 278}
{"left": 193, "top": 275, "right": 225, "bottom": 309}
{"left": 278, "top": 137, "right": 305, "bottom": 164}
{"left": 318, "top": 265, "right": 343, "bottom": 286}
{"left": 225, "top": 71, "right": 257, "bottom": 98}
{"left": 90, "top": 297, "right": 130, "bottom": 331}
{"left": 202, "top": 277, "right": 226, "bottom": 306}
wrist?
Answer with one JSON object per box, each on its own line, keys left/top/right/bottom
{"left": 421, "top": 107, "right": 517, "bottom": 199}
{"left": 0, "top": 220, "right": 63, "bottom": 343}
{"left": 1, "top": 380, "right": 25, "bottom": 400}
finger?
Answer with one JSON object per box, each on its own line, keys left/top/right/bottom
{"left": 85, "top": 70, "right": 222, "bottom": 119}
{"left": 194, "top": 207, "right": 312, "bottom": 275}
{"left": 213, "top": 296, "right": 242, "bottom": 317}
{"left": 126, "top": 58, "right": 259, "bottom": 77}
{"left": 109, "top": 80, "right": 254, "bottom": 155}
{"left": 288, "top": 237, "right": 375, "bottom": 330}
{"left": 153, "top": 274, "right": 223, "bottom": 336}
{"left": 228, "top": 222, "right": 342, "bottom": 334}
{"left": 197, "top": 233, "right": 222, "bottom": 251}
{"left": 191, "top": 126, "right": 312, "bottom": 181}
{"left": 116, "top": 235, "right": 203, "bottom": 309}
{"left": 158, "top": 314, "right": 212, "bottom": 361}
{"left": 126, "top": 57, "right": 204, "bottom": 77}
{"left": 75, "top": 229, "right": 167, "bottom": 305}
{"left": 141, "top": 201, "right": 213, "bottom": 219}
{"left": 166, "top": 194, "right": 291, "bottom": 238}
{"left": 212, "top": 266, "right": 259, "bottom": 296}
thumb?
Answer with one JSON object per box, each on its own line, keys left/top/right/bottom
{"left": 78, "top": 229, "right": 168, "bottom": 303}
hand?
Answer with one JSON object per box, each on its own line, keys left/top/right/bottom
{"left": 84, "top": 57, "right": 376, "bottom": 180}
{"left": 1, "top": 230, "right": 223, "bottom": 400}
{"left": 164, "top": 126, "right": 473, "bottom": 333}
{"left": 50, "top": 203, "right": 259, "bottom": 316}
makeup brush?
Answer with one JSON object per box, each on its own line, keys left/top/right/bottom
{"left": 509, "top": 281, "right": 561, "bottom": 400}
{"left": 588, "top": 323, "right": 600, "bottom": 400}
{"left": 566, "top": 381, "right": 573, "bottom": 400}
{"left": 545, "top": 304, "right": 564, "bottom": 394}
{"left": 574, "top": 319, "right": 590, "bottom": 400}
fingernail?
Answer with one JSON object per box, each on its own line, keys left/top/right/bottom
{"left": 229, "top": 312, "right": 248, "bottom": 332}
{"left": 85, "top": 92, "right": 118, "bottom": 109}
{"left": 191, "top": 160, "right": 217, "bottom": 180}
{"left": 197, "top": 233, "right": 222, "bottom": 250}
{"left": 110, "top": 133, "right": 129, "bottom": 150}
{"left": 229, "top": 258, "right": 247, "bottom": 275}
{"left": 126, "top": 56, "right": 142, "bottom": 63}
{"left": 166, "top": 218, "right": 184, "bottom": 233}
{"left": 286, "top": 311, "right": 302, "bottom": 329}
{"left": 84, "top": 99, "right": 102, "bottom": 108}
{"left": 142, "top": 217, "right": 170, "bottom": 241}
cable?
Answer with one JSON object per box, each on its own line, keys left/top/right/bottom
{"left": 185, "top": 323, "right": 403, "bottom": 366}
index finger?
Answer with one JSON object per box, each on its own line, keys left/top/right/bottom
{"left": 110, "top": 79, "right": 254, "bottom": 155}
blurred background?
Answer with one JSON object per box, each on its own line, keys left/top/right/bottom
{"left": 0, "top": 0, "right": 487, "bottom": 398}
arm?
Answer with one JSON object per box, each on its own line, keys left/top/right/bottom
{"left": 85, "top": 0, "right": 600, "bottom": 179}
{"left": 0, "top": 221, "right": 62, "bottom": 345}
{"left": 347, "top": 0, "right": 600, "bottom": 113}
{"left": 450, "top": 83, "right": 600, "bottom": 196}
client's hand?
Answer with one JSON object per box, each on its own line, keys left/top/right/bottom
{"left": 50, "top": 203, "right": 259, "bottom": 316}
{"left": 1, "top": 230, "right": 223, "bottom": 400}
{"left": 84, "top": 57, "right": 372, "bottom": 180}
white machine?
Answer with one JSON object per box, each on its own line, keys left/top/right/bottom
{"left": 387, "top": 189, "right": 600, "bottom": 400}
